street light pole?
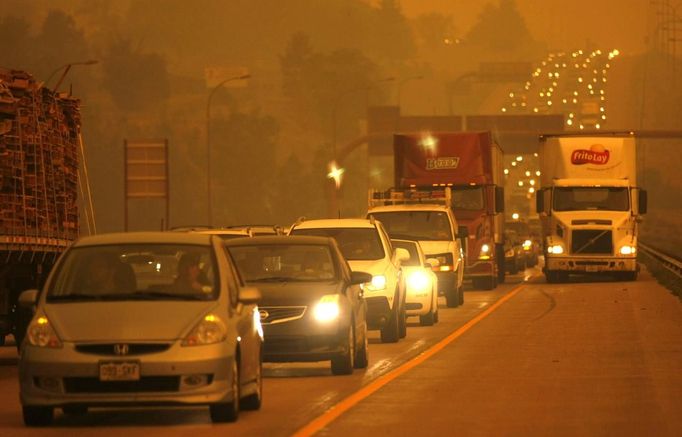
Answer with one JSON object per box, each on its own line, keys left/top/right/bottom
{"left": 205, "top": 73, "right": 251, "bottom": 226}
{"left": 46, "top": 60, "right": 99, "bottom": 92}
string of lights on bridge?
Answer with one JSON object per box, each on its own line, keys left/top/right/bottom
{"left": 500, "top": 48, "right": 621, "bottom": 130}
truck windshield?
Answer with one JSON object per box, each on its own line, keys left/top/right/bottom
{"left": 553, "top": 187, "right": 629, "bottom": 211}
{"left": 47, "top": 244, "right": 218, "bottom": 302}
{"left": 452, "top": 186, "right": 485, "bottom": 210}
{"left": 369, "top": 211, "right": 453, "bottom": 241}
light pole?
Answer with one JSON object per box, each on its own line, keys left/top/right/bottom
{"left": 205, "top": 73, "right": 251, "bottom": 226}
{"left": 396, "top": 75, "right": 423, "bottom": 109}
{"left": 45, "top": 59, "right": 99, "bottom": 92}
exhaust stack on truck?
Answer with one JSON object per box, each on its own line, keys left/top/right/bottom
{"left": 536, "top": 133, "right": 646, "bottom": 282}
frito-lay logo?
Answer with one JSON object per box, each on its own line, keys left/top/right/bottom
{"left": 426, "top": 157, "right": 460, "bottom": 170}
{"left": 571, "top": 144, "right": 610, "bottom": 165}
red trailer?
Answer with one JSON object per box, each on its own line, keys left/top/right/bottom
{"left": 394, "top": 131, "right": 505, "bottom": 289}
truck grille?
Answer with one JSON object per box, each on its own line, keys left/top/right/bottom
{"left": 571, "top": 230, "right": 613, "bottom": 255}
{"left": 259, "top": 306, "right": 306, "bottom": 325}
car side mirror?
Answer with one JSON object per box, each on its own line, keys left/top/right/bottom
{"left": 238, "top": 286, "right": 261, "bottom": 304}
{"left": 458, "top": 226, "right": 469, "bottom": 238}
{"left": 425, "top": 258, "right": 440, "bottom": 268}
{"left": 394, "top": 248, "right": 411, "bottom": 264}
{"left": 350, "top": 271, "right": 373, "bottom": 285}
{"left": 18, "top": 289, "right": 39, "bottom": 309}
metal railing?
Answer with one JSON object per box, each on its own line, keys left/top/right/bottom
{"left": 639, "top": 242, "right": 682, "bottom": 278}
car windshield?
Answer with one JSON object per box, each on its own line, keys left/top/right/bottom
{"left": 47, "top": 244, "right": 217, "bottom": 302}
{"left": 291, "top": 228, "right": 384, "bottom": 261}
{"left": 452, "top": 186, "right": 485, "bottom": 210}
{"left": 369, "top": 211, "right": 452, "bottom": 241}
{"left": 391, "top": 241, "right": 421, "bottom": 266}
{"left": 553, "top": 187, "right": 629, "bottom": 211}
{"left": 228, "top": 244, "right": 336, "bottom": 282}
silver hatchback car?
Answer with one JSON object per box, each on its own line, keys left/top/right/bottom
{"left": 18, "top": 232, "right": 262, "bottom": 426}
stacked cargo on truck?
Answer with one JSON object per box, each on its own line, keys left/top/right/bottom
{"left": 0, "top": 68, "right": 80, "bottom": 346}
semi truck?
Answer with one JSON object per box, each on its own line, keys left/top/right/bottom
{"left": 393, "top": 131, "right": 505, "bottom": 290}
{"left": 536, "top": 132, "right": 646, "bottom": 282}
{"left": 0, "top": 68, "right": 80, "bottom": 346}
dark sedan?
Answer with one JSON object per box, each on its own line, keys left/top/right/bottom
{"left": 225, "top": 236, "right": 370, "bottom": 375}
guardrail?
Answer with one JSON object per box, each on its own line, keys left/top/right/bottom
{"left": 639, "top": 243, "right": 682, "bottom": 278}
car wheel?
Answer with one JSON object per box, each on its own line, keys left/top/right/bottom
{"left": 241, "top": 356, "right": 262, "bottom": 411}
{"left": 331, "top": 327, "right": 355, "bottom": 375}
{"left": 210, "top": 358, "right": 239, "bottom": 423}
{"left": 23, "top": 406, "right": 53, "bottom": 427}
{"left": 398, "top": 303, "right": 407, "bottom": 339}
{"left": 62, "top": 405, "right": 88, "bottom": 416}
{"left": 419, "top": 310, "right": 435, "bottom": 326}
{"left": 380, "top": 303, "right": 400, "bottom": 343}
{"left": 354, "top": 324, "right": 369, "bottom": 369}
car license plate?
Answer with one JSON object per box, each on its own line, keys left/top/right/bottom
{"left": 99, "top": 361, "right": 140, "bottom": 381}
{"left": 586, "top": 265, "right": 599, "bottom": 272}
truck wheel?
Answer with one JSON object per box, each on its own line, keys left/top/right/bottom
{"left": 473, "top": 276, "right": 495, "bottom": 290}
{"left": 23, "top": 406, "right": 53, "bottom": 427}
{"left": 445, "top": 283, "right": 460, "bottom": 307}
{"left": 496, "top": 244, "right": 506, "bottom": 284}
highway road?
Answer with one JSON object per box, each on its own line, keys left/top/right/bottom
{"left": 1, "top": 264, "right": 680, "bottom": 436}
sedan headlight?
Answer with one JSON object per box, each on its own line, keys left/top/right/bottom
{"left": 182, "top": 313, "right": 227, "bottom": 346}
{"left": 366, "top": 274, "right": 387, "bottom": 291}
{"left": 407, "top": 270, "right": 431, "bottom": 291}
{"left": 479, "top": 243, "right": 491, "bottom": 260}
{"left": 313, "top": 294, "right": 341, "bottom": 322}
{"left": 619, "top": 245, "right": 636, "bottom": 255}
{"left": 26, "top": 315, "right": 62, "bottom": 348}
{"left": 547, "top": 244, "right": 564, "bottom": 255}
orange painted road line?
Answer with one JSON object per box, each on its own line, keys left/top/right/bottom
{"left": 292, "top": 282, "right": 528, "bottom": 437}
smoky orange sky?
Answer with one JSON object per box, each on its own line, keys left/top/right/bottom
{"left": 396, "top": 0, "right": 650, "bottom": 55}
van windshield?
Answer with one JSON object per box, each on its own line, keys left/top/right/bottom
{"left": 369, "top": 211, "right": 452, "bottom": 241}
{"left": 553, "top": 187, "right": 629, "bottom": 211}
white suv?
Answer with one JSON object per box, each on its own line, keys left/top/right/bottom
{"left": 289, "top": 218, "right": 409, "bottom": 343}
{"left": 367, "top": 203, "right": 465, "bottom": 308}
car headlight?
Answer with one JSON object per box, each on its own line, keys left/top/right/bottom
{"left": 407, "top": 270, "right": 430, "bottom": 291}
{"left": 313, "top": 294, "right": 341, "bottom": 322}
{"left": 479, "top": 243, "right": 491, "bottom": 260}
{"left": 26, "top": 315, "right": 62, "bottom": 348}
{"left": 547, "top": 244, "right": 564, "bottom": 255}
{"left": 619, "top": 245, "right": 636, "bottom": 255}
{"left": 430, "top": 253, "right": 454, "bottom": 272}
{"left": 523, "top": 240, "right": 532, "bottom": 250}
{"left": 367, "top": 274, "right": 387, "bottom": 290}
{"left": 182, "top": 313, "right": 227, "bottom": 346}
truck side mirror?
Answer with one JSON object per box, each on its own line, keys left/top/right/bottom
{"left": 638, "top": 190, "right": 647, "bottom": 215}
{"left": 536, "top": 189, "right": 544, "bottom": 213}
{"left": 495, "top": 187, "right": 505, "bottom": 213}
{"left": 458, "top": 226, "right": 469, "bottom": 238}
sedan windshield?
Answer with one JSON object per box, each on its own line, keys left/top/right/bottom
{"left": 291, "top": 228, "right": 384, "bottom": 261}
{"left": 553, "top": 187, "right": 629, "bottom": 211}
{"left": 370, "top": 211, "right": 452, "bottom": 241}
{"left": 228, "top": 244, "right": 336, "bottom": 282}
{"left": 47, "top": 244, "right": 217, "bottom": 302}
